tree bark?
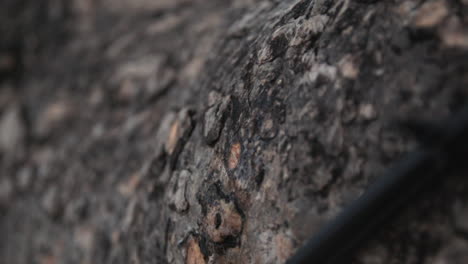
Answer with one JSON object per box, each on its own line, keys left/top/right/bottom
{"left": 2, "top": 0, "right": 468, "bottom": 263}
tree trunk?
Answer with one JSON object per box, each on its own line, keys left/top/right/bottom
{"left": 2, "top": 0, "right": 468, "bottom": 263}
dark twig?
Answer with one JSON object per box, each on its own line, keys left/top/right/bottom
{"left": 287, "top": 105, "right": 468, "bottom": 264}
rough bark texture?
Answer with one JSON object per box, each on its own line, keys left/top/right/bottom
{"left": 2, "top": 0, "right": 468, "bottom": 263}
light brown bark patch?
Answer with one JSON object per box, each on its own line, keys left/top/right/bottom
{"left": 440, "top": 18, "right": 468, "bottom": 49}
{"left": 412, "top": 1, "right": 448, "bottom": 28}
{"left": 166, "top": 121, "right": 180, "bottom": 155}
{"left": 228, "top": 143, "right": 241, "bottom": 169}
{"left": 275, "top": 233, "right": 294, "bottom": 263}
{"left": 339, "top": 55, "right": 360, "bottom": 79}
{"left": 186, "top": 238, "right": 206, "bottom": 264}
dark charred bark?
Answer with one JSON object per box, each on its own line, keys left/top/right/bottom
{"left": 2, "top": 0, "right": 468, "bottom": 263}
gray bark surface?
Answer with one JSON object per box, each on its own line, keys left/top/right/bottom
{"left": 2, "top": 0, "right": 468, "bottom": 263}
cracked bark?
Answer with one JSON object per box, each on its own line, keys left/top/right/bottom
{"left": 2, "top": 0, "right": 468, "bottom": 263}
